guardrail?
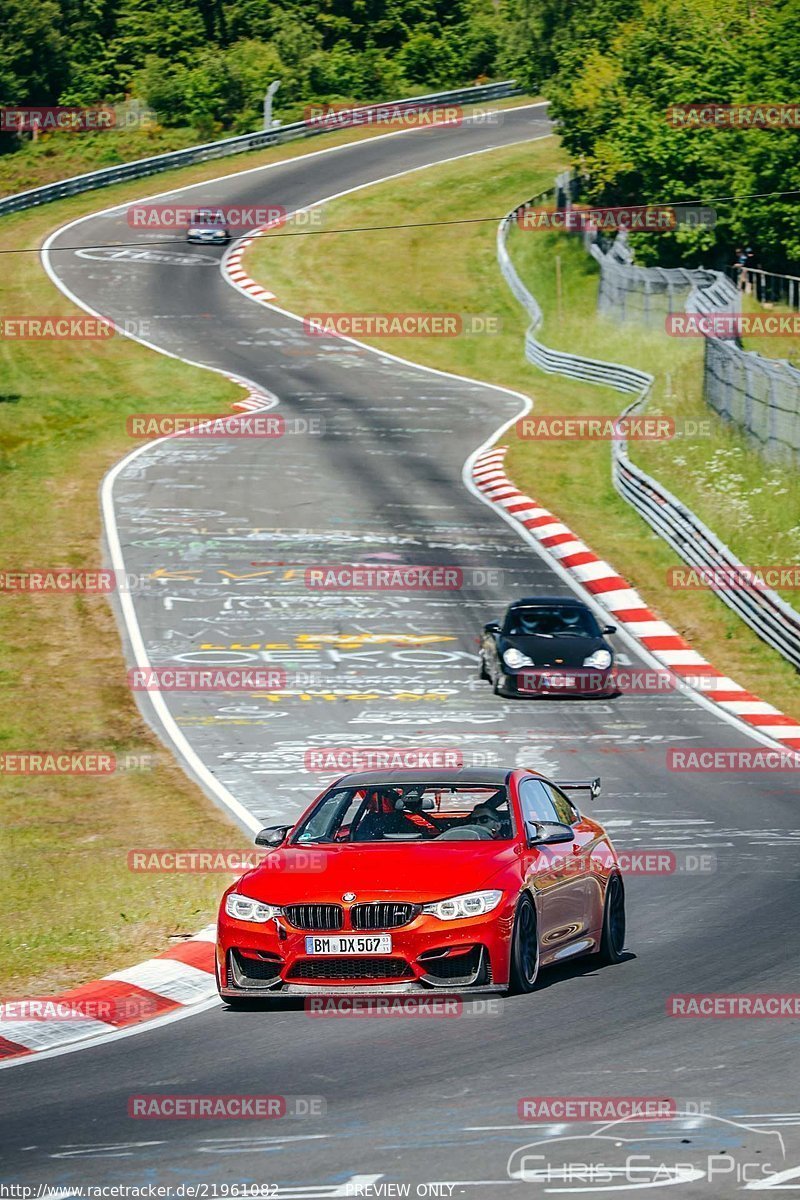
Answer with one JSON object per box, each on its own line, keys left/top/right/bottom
{"left": 588, "top": 226, "right": 799, "bottom": 465}
{"left": 498, "top": 193, "right": 800, "bottom": 670}
{"left": 500, "top": 198, "right": 652, "bottom": 395}
{"left": 611, "top": 408, "right": 800, "bottom": 669}
{"left": 0, "top": 81, "right": 521, "bottom": 219}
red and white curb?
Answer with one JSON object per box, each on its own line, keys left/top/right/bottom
{"left": 224, "top": 235, "right": 276, "bottom": 303}
{"left": 224, "top": 369, "right": 275, "bottom": 413}
{"left": 473, "top": 446, "right": 800, "bottom": 752}
{"left": 0, "top": 925, "right": 217, "bottom": 1062}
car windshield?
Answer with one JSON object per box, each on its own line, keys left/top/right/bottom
{"left": 293, "top": 784, "right": 514, "bottom": 844}
{"left": 504, "top": 605, "right": 600, "bottom": 638}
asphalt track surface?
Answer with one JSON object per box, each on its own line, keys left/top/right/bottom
{"left": 2, "top": 105, "right": 800, "bottom": 1197}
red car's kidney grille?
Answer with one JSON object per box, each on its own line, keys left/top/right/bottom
{"left": 350, "top": 902, "right": 420, "bottom": 930}
{"left": 286, "top": 957, "right": 414, "bottom": 981}
{"left": 283, "top": 904, "right": 343, "bottom": 931}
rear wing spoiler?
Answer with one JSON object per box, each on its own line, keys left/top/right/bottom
{"left": 556, "top": 777, "right": 601, "bottom": 801}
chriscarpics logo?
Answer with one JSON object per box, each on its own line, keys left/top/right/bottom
{"left": 507, "top": 1111, "right": 788, "bottom": 1191}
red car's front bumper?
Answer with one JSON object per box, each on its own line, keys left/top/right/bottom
{"left": 217, "top": 903, "right": 515, "bottom": 997}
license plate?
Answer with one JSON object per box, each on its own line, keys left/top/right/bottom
{"left": 305, "top": 935, "right": 392, "bottom": 955}
{"left": 547, "top": 675, "right": 576, "bottom": 688}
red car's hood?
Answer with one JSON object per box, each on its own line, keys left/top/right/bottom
{"left": 235, "top": 842, "right": 518, "bottom": 904}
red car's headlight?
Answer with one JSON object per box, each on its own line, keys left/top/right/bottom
{"left": 224, "top": 893, "right": 281, "bottom": 923}
{"left": 422, "top": 889, "right": 504, "bottom": 921}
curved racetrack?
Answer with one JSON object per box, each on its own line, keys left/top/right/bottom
{"left": 2, "top": 105, "right": 799, "bottom": 1197}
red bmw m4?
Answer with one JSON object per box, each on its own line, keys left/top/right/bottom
{"left": 216, "top": 767, "right": 626, "bottom": 1002}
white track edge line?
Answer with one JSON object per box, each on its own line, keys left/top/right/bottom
{"left": 0, "top": 997, "right": 222, "bottom": 1071}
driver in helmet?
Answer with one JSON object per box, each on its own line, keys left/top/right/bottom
{"left": 355, "top": 787, "right": 434, "bottom": 840}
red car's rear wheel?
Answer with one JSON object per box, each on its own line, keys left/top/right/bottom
{"left": 597, "top": 873, "right": 626, "bottom": 964}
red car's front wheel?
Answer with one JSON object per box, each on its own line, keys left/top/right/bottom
{"left": 507, "top": 895, "right": 540, "bottom": 994}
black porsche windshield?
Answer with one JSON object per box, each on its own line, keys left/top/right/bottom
{"left": 504, "top": 605, "right": 600, "bottom": 638}
{"left": 293, "top": 784, "right": 514, "bottom": 843}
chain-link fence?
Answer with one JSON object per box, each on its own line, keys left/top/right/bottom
{"left": 590, "top": 231, "right": 800, "bottom": 465}
{"left": 704, "top": 337, "right": 800, "bottom": 463}
{"left": 589, "top": 232, "right": 738, "bottom": 327}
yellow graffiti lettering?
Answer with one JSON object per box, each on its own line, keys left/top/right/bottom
{"left": 216, "top": 569, "right": 298, "bottom": 581}
{"left": 295, "top": 633, "right": 456, "bottom": 649}
{"left": 149, "top": 567, "right": 200, "bottom": 580}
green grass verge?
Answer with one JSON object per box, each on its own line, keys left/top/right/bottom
{"left": 244, "top": 135, "right": 800, "bottom": 723}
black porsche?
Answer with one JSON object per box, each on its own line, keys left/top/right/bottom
{"left": 479, "top": 596, "right": 617, "bottom": 698}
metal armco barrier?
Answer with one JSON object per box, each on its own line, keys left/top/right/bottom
{"left": 500, "top": 198, "right": 652, "bottom": 394}
{"left": 0, "top": 81, "right": 520, "bottom": 217}
{"left": 498, "top": 195, "right": 800, "bottom": 670}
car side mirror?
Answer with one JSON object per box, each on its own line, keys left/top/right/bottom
{"left": 484, "top": 622, "right": 501, "bottom": 633}
{"left": 527, "top": 821, "right": 575, "bottom": 847}
{"left": 255, "top": 825, "right": 291, "bottom": 847}
{"left": 602, "top": 625, "right": 617, "bottom": 635}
